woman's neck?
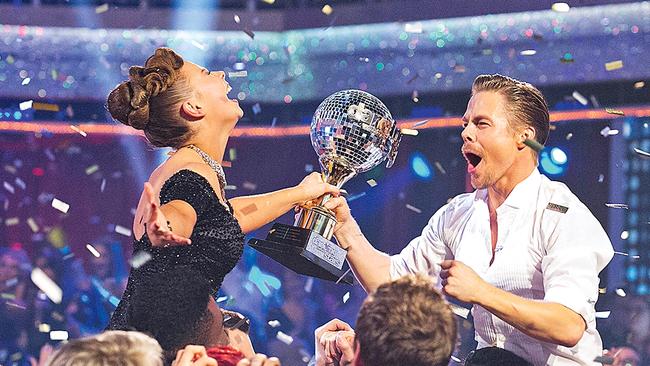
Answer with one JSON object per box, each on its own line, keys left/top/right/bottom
{"left": 187, "top": 132, "right": 229, "bottom": 164}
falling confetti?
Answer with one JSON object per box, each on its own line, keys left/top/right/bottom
{"left": 595, "top": 311, "right": 611, "bottom": 319}
{"left": 86, "top": 244, "right": 101, "bottom": 258}
{"left": 190, "top": 40, "right": 206, "bottom": 51}
{"left": 571, "top": 91, "right": 588, "bottom": 106}
{"left": 243, "top": 28, "right": 255, "bottom": 39}
{"left": 95, "top": 3, "right": 109, "bottom": 14}
{"left": 342, "top": 291, "right": 350, "bottom": 303}
{"left": 51, "top": 198, "right": 70, "bottom": 214}
{"left": 33, "top": 102, "right": 60, "bottom": 112}
{"left": 520, "top": 49, "right": 537, "bottom": 56}
{"left": 21, "top": 78, "right": 30, "bottom": 85}
{"left": 304, "top": 277, "right": 314, "bottom": 293}
{"left": 321, "top": 4, "right": 333, "bottom": 15}
{"left": 404, "top": 22, "right": 423, "bottom": 33}
{"left": 449, "top": 303, "right": 470, "bottom": 319}
{"left": 406, "top": 204, "right": 422, "bottom": 213}
{"left": 633, "top": 147, "right": 650, "bottom": 159}
{"left": 19, "top": 100, "right": 33, "bottom": 111}
{"left": 566, "top": 133, "right": 573, "bottom": 140}
{"left": 26, "top": 218, "right": 39, "bottom": 232}
{"left": 615, "top": 288, "right": 627, "bottom": 297}
{"left": 228, "top": 71, "right": 248, "bottom": 78}
{"left": 252, "top": 103, "right": 262, "bottom": 115}
{"left": 523, "top": 139, "right": 544, "bottom": 153}
{"left": 551, "top": 2, "right": 570, "bottom": 12}
{"left": 304, "top": 164, "right": 314, "bottom": 172}
{"left": 613, "top": 251, "right": 640, "bottom": 259}
{"left": 434, "top": 161, "right": 447, "bottom": 174}
{"left": 5, "top": 217, "right": 19, "bottom": 226}
{"left": 234, "top": 14, "right": 241, "bottom": 24}
{"left": 69, "top": 125, "right": 87, "bottom": 137}
{"left": 4, "top": 181, "right": 15, "bottom": 194}
{"left": 605, "top": 108, "right": 625, "bottom": 116}
{"left": 411, "top": 90, "right": 419, "bottom": 102}
{"left": 401, "top": 128, "right": 419, "bottom": 136}
{"left": 129, "top": 251, "right": 152, "bottom": 269}
{"left": 262, "top": 0, "right": 275, "bottom": 3}
{"left": 49, "top": 330, "right": 69, "bottom": 341}
{"left": 276, "top": 331, "right": 294, "bottom": 345}
{"left": 267, "top": 320, "right": 281, "bottom": 328}
{"left": 604, "top": 60, "right": 623, "bottom": 71}
{"left": 634, "top": 81, "right": 645, "bottom": 89}
{"left": 115, "top": 225, "right": 132, "bottom": 237}
{"left": 605, "top": 203, "right": 629, "bottom": 209}
{"left": 599, "top": 126, "right": 619, "bottom": 137}
{"left": 366, "top": 179, "right": 377, "bottom": 187}
{"left": 31, "top": 268, "right": 63, "bottom": 304}
{"left": 412, "top": 119, "right": 430, "bottom": 128}
{"left": 85, "top": 165, "right": 99, "bottom": 175}
{"left": 242, "top": 182, "right": 257, "bottom": 190}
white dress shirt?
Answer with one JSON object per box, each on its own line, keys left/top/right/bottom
{"left": 390, "top": 169, "right": 614, "bottom": 366}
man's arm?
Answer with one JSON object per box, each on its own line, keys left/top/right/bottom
{"left": 440, "top": 260, "right": 586, "bottom": 347}
{"left": 324, "top": 197, "right": 391, "bottom": 293}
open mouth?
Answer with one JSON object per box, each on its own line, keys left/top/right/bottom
{"left": 464, "top": 152, "right": 483, "bottom": 170}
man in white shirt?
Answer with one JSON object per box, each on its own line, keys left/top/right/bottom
{"left": 323, "top": 74, "right": 614, "bottom": 365}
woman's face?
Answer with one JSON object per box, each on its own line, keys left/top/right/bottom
{"left": 184, "top": 61, "right": 243, "bottom": 127}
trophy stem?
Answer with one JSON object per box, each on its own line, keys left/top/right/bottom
{"left": 295, "top": 206, "right": 337, "bottom": 240}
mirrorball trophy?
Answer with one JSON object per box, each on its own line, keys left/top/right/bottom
{"left": 248, "top": 90, "right": 401, "bottom": 284}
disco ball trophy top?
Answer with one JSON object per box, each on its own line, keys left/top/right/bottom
{"left": 248, "top": 90, "right": 401, "bottom": 284}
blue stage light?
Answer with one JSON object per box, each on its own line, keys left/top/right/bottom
{"left": 410, "top": 152, "right": 433, "bottom": 180}
{"left": 540, "top": 147, "right": 568, "bottom": 176}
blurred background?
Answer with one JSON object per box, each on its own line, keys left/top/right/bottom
{"left": 0, "top": 0, "right": 649, "bottom": 365}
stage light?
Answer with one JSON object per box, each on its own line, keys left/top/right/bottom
{"left": 540, "top": 147, "right": 568, "bottom": 176}
{"left": 410, "top": 152, "right": 433, "bottom": 180}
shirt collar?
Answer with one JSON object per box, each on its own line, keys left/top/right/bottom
{"left": 474, "top": 169, "right": 542, "bottom": 210}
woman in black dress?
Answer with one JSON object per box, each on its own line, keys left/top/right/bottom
{"left": 104, "top": 48, "right": 338, "bottom": 346}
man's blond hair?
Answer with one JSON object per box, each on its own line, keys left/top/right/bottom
{"left": 46, "top": 331, "right": 163, "bottom": 366}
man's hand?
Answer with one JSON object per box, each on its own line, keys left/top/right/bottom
{"left": 314, "top": 319, "right": 355, "bottom": 366}
{"left": 440, "top": 260, "right": 490, "bottom": 303}
{"left": 172, "top": 345, "right": 217, "bottom": 366}
{"left": 322, "top": 197, "right": 363, "bottom": 248}
{"left": 236, "top": 353, "right": 281, "bottom": 366}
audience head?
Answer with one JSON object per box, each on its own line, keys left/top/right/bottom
{"left": 464, "top": 347, "right": 533, "bottom": 366}
{"left": 45, "top": 330, "right": 162, "bottom": 366}
{"left": 354, "top": 274, "right": 457, "bottom": 366}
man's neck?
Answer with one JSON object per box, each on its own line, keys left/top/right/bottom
{"left": 487, "top": 164, "right": 535, "bottom": 213}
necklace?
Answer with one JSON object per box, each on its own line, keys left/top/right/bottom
{"left": 185, "top": 144, "right": 227, "bottom": 200}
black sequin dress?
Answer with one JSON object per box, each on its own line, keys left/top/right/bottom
{"left": 107, "top": 169, "right": 244, "bottom": 330}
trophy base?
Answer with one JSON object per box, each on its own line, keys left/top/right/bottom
{"left": 248, "top": 223, "right": 354, "bottom": 285}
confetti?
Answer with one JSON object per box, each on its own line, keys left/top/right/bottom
{"left": 33, "top": 102, "right": 60, "bottom": 112}
{"left": 520, "top": 49, "right": 537, "bottom": 56}
{"left": 634, "top": 81, "right": 645, "bottom": 89}
{"left": 599, "top": 126, "right": 619, "bottom": 137}
{"left": 38, "top": 323, "right": 51, "bottom": 333}
{"left": 335, "top": 268, "right": 352, "bottom": 284}
{"left": 22, "top": 77, "right": 30, "bottom": 85}
{"left": 190, "top": 40, "right": 206, "bottom": 51}
{"left": 19, "top": 100, "right": 33, "bottom": 111}
{"left": 595, "top": 311, "right": 611, "bottom": 319}
{"left": 222, "top": 161, "right": 232, "bottom": 168}
{"left": 49, "top": 330, "right": 69, "bottom": 341}
{"left": 95, "top": 3, "right": 109, "bottom": 14}
{"left": 27, "top": 217, "right": 39, "bottom": 232}
{"left": 359, "top": 57, "right": 370, "bottom": 62}
{"left": 615, "top": 288, "right": 626, "bottom": 297}
{"left": 347, "top": 192, "right": 366, "bottom": 202}
{"left": 449, "top": 303, "right": 470, "bottom": 319}
{"left": 411, "top": 90, "right": 419, "bottom": 102}
{"left": 434, "top": 161, "right": 447, "bottom": 175}
{"left": 605, "top": 203, "right": 629, "bottom": 209}
{"left": 342, "top": 291, "right": 350, "bottom": 303}
{"left": 304, "top": 164, "right": 314, "bottom": 172}
{"left": 589, "top": 95, "right": 601, "bottom": 108}
{"left": 321, "top": 4, "right": 333, "bottom": 15}
{"left": 633, "top": 147, "right": 650, "bottom": 159}
{"left": 243, "top": 28, "right": 255, "bottom": 40}
{"left": 130, "top": 251, "right": 152, "bottom": 269}
{"left": 242, "top": 182, "right": 257, "bottom": 190}
{"left": 100, "top": 178, "right": 107, "bottom": 192}
{"left": 566, "top": 133, "right": 573, "bottom": 140}
{"left": 216, "top": 296, "right": 229, "bottom": 303}
{"left": 604, "top": 60, "right": 623, "bottom": 71}
{"left": 605, "top": 108, "right": 625, "bottom": 116}
{"left": 366, "top": 179, "right": 377, "bottom": 187}
{"left": 451, "top": 355, "right": 462, "bottom": 363}
{"left": 271, "top": 117, "right": 278, "bottom": 127}
{"left": 225, "top": 185, "right": 237, "bottom": 191}
{"left": 6, "top": 301, "right": 26, "bottom": 310}
{"left": 406, "top": 204, "right": 422, "bottom": 213}
{"left": 571, "top": 91, "right": 588, "bottom": 106}
{"left": 252, "top": 103, "right": 262, "bottom": 115}
{"left": 5, "top": 217, "right": 19, "bottom": 226}
{"left": 86, "top": 244, "right": 101, "bottom": 258}
{"left": 598, "top": 174, "right": 605, "bottom": 183}
{"left": 31, "top": 268, "right": 63, "bottom": 304}
{"left": 551, "top": 2, "right": 570, "bottom": 12}
{"left": 4, "top": 181, "right": 15, "bottom": 194}
{"left": 51, "top": 198, "right": 70, "bottom": 214}
{"left": 234, "top": 14, "right": 241, "bottom": 24}
{"left": 69, "top": 125, "right": 87, "bottom": 137}
{"left": 262, "top": 0, "right": 275, "bottom": 3}
{"left": 404, "top": 22, "right": 423, "bottom": 33}
{"left": 229, "top": 148, "right": 237, "bottom": 161}
{"left": 276, "top": 331, "right": 294, "bottom": 345}
{"left": 115, "top": 225, "right": 132, "bottom": 237}
{"left": 614, "top": 251, "right": 640, "bottom": 259}
{"left": 14, "top": 177, "right": 25, "bottom": 190}
{"left": 267, "top": 320, "right": 281, "bottom": 328}
{"left": 304, "top": 277, "right": 314, "bottom": 293}
{"left": 412, "top": 119, "right": 429, "bottom": 128}
{"left": 228, "top": 70, "right": 248, "bottom": 78}
{"left": 523, "top": 138, "right": 544, "bottom": 153}
{"left": 85, "top": 165, "right": 99, "bottom": 175}
{"left": 401, "top": 128, "right": 419, "bottom": 136}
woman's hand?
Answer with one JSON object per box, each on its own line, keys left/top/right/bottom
{"left": 295, "top": 172, "right": 340, "bottom": 206}
{"left": 142, "top": 182, "right": 192, "bottom": 247}
{"left": 236, "top": 354, "right": 281, "bottom": 366}
{"left": 172, "top": 345, "right": 217, "bottom": 366}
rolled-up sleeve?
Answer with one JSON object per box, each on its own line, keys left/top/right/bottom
{"left": 390, "top": 204, "right": 452, "bottom": 282}
{"left": 541, "top": 205, "right": 614, "bottom": 326}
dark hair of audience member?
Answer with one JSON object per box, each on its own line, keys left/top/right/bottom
{"left": 464, "top": 346, "right": 533, "bottom": 366}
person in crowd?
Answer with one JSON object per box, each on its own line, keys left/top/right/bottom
{"left": 313, "top": 274, "right": 456, "bottom": 366}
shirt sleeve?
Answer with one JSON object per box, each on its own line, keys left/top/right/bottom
{"left": 389, "top": 204, "right": 453, "bottom": 282}
{"left": 159, "top": 170, "right": 215, "bottom": 218}
{"left": 541, "top": 203, "right": 614, "bottom": 327}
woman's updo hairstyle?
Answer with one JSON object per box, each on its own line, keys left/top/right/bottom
{"left": 107, "top": 47, "right": 195, "bottom": 148}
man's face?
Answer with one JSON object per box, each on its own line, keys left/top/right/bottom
{"left": 461, "top": 91, "right": 521, "bottom": 189}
